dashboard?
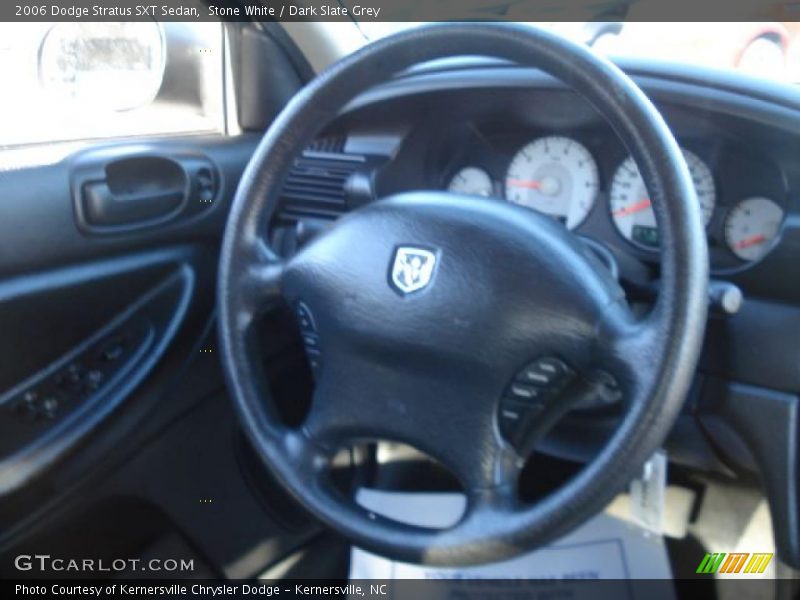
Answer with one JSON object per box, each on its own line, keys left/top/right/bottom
{"left": 441, "top": 129, "right": 785, "bottom": 267}
{"left": 276, "top": 63, "right": 797, "bottom": 309}
{"left": 275, "top": 60, "right": 800, "bottom": 300}
{"left": 273, "top": 59, "right": 800, "bottom": 393}
{"left": 352, "top": 93, "right": 796, "bottom": 283}
{"left": 268, "top": 58, "right": 800, "bottom": 566}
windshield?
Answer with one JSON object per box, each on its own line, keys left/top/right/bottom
{"left": 353, "top": 21, "right": 800, "bottom": 84}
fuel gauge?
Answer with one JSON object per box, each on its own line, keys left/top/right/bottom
{"left": 724, "top": 197, "right": 784, "bottom": 262}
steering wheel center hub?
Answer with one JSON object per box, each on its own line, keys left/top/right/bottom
{"left": 281, "top": 192, "right": 623, "bottom": 372}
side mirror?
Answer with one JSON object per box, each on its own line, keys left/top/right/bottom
{"left": 38, "top": 22, "right": 166, "bottom": 112}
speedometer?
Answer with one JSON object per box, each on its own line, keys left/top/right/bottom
{"left": 504, "top": 136, "right": 598, "bottom": 230}
{"left": 609, "top": 149, "right": 715, "bottom": 249}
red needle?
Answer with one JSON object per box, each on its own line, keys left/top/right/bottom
{"left": 613, "top": 198, "right": 652, "bottom": 218}
{"left": 735, "top": 233, "right": 767, "bottom": 250}
{"left": 506, "top": 179, "right": 542, "bottom": 190}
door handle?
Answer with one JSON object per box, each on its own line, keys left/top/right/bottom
{"left": 82, "top": 181, "right": 184, "bottom": 227}
{"left": 71, "top": 148, "right": 219, "bottom": 235}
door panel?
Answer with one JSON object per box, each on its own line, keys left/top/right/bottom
{"left": 0, "top": 134, "right": 276, "bottom": 556}
{"left": 0, "top": 19, "right": 326, "bottom": 578}
{"left": 0, "top": 135, "right": 259, "bottom": 278}
{"left": 0, "top": 247, "right": 197, "bottom": 493}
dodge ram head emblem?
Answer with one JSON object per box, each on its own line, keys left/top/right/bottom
{"left": 390, "top": 247, "right": 437, "bottom": 295}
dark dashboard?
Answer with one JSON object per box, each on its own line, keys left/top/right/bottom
{"left": 271, "top": 59, "right": 800, "bottom": 390}
{"left": 274, "top": 60, "right": 800, "bottom": 306}
{"left": 272, "top": 60, "right": 800, "bottom": 391}
{"left": 419, "top": 111, "right": 786, "bottom": 273}
{"left": 268, "top": 58, "right": 800, "bottom": 564}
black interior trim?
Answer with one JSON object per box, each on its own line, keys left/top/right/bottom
{"left": 0, "top": 249, "right": 195, "bottom": 495}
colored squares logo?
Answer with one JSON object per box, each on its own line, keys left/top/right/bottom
{"left": 697, "top": 552, "right": 773, "bottom": 574}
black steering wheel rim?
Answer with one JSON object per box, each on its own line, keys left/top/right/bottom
{"left": 218, "top": 23, "right": 708, "bottom": 566}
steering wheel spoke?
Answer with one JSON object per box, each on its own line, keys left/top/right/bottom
{"left": 593, "top": 301, "right": 665, "bottom": 407}
{"left": 235, "top": 235, "right": 286, "bottom": 320}
{"left": 302, "top": 359, "right": 521, "bottom": 495}
{"left": 504, "top": 387, "right": 586, "bottom": 458}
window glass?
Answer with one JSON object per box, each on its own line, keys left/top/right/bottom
{"left": 0, "top": 20, "right": 225, "bottom": 151}
{"left": 352, "top": 20, "right": 800, "bottom": 84}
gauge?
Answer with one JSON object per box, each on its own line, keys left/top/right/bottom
{"left": 504, "top": 136, "right": 598, "bottom": 229}
{"left": 609, "top": 149, "right": 716, "bottom": 249}
{"left": 724, "top": 197, "right": 784, "bottom": 261}
{"left": 447, "top": 167, "right": 494, "bottom": 197}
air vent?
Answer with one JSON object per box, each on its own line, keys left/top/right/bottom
{"left": 279, "top": 153, "right": 365, "bottom": 220}
{"left": 306, "top": 136, "right": 346, "bottom": 154}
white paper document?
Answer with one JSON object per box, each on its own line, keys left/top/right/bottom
{"left": 350, "top": 489, "right": 675, "bottom": 600}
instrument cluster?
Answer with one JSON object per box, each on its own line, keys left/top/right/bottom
{"left": 443, "top": 132, "right": 788, "bottom": 269}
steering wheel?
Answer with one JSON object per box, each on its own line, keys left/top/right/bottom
{"left": 218, "top": 23, "right": 708, "bottom": 566}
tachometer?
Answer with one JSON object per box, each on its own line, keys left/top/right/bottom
{"left": 504, "top": 136, "right": 598, "bottom": 230}
{"left": 448, "top": 166, "right": 494, "bottom": 197}
{"left": 609, "top": 149, "right": 715, "bottom": 249}
{"left": 724, "top": 197, "right": 784, "bottom": 262}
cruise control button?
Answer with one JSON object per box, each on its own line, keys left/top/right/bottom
{"left": 307, "top": 349, "right": 322, "bottom": 379}
{"left": 302, "top": 333, "right": 319, "bottom": 349}
{"left": 295, "top": 302, "right": 316, "bottom": 333}
{"left": 498, "top": 406, "right": 523, "bottom": 435}
{"left": 498, "top": 399, "right": 545, "bottom": 441}
{"left": 40, "top": 396, "right": 59, "bottom": 419}
{"left": 517, "top": 357, "right": 572, "bottom": 387}
{"left": 14, "top": 392, "right": 39, "bottom": 418}
{"left": 84, "top": 369, "right": 104, "bottom": 390}
{"left": 518, "top": 369, "right": 551, "bottom": 385}
{"left": 507, "top": 382, "right": 543, "bottom": 402}
{"left": 499, "top": 405, "right": 522, "bottom": 421}
{"left": 502, "top": 398, "right": 546, "bottom": 418}
{"left": 57, "top": 364, "right": 86, "bottom": 392}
